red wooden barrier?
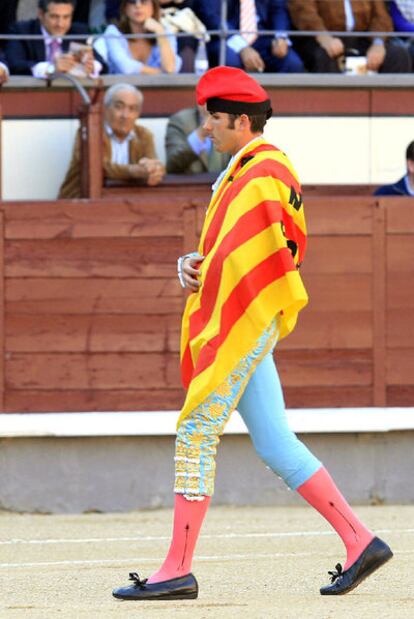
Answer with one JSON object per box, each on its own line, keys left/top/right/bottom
{"left": 0, "top": 192, "right": 413, "bottom": 412}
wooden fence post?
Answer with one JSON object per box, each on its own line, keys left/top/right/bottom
{"left": 372, "top": 199, "right": 387, "bottom": 406}
{"left": 79, "top": 102, "right": 103, "bottom": 199}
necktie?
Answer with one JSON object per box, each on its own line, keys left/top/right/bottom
{"left": 240, "top": 0, "right": 258, "bottom": 46}
{"left": 48, "top": 38, "right": 61, "bottom": 63}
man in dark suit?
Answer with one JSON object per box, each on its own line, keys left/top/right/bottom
{"left": 374, "top": 140, "right": 414, "bottom": 196}
{"left": 204, "top": 0, "right": 304, "bottom": 72}
{"left": 6, "top": 0, "right": 105, "bottom": 77}
{"left": 166, "top": 104, "right": 230, "bottom": 174}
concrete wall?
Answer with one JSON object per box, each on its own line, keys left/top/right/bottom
{"left": 0, "top": 431, "right": 412, "bottom": 513}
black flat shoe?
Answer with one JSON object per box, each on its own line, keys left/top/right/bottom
{"left": 320, "top": 536, "right": 393, "bottom": 595}
{"left": 112, "top": 572, "right": 198, "bottom": 600}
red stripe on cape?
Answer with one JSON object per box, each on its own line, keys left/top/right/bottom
{"left": 203, "top": 158, "right": 301, "bottom": 256}
{"left": 191, "top": 247, "right": 295, "bottom": 379}
{"left": 189, "top": 199, "right": 283, "bottom": 341}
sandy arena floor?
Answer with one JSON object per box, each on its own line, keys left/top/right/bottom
{"left": 0, "top": 505, "right": 413, "bottom": 619}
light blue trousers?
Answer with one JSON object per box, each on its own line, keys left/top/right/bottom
{"left": 175, "top": 322, "right": 322, "bottom": 497}
{"left": 238, "top": 351, "right": 321, "bottom": 490}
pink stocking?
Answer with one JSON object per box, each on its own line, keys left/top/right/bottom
{"left": 297, "top": 466, "right": 374, "bottom": 570}
{"left": 147, "top": 494, "right": 211, "bottom": 584}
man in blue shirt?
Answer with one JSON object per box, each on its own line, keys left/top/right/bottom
{"left": 374, "top": 141, "right": 414, "bottom": 196}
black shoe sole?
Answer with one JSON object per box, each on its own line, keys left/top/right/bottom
{"left": 113, "top": 591, "right": 198, "bottom": 601}
{"left": 321, "top": 547, "right": 393, "bottom": 596}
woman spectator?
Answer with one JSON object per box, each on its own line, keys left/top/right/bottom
{"left": 99, "top": 0, "right": 181, "bottom": 74}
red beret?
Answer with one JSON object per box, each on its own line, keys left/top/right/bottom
{"left": 196, "top": 66, "right": 272, "bottom": 117}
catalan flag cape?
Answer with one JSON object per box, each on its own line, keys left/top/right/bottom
{"left": 178, "top": 138, "right": 308, "bottom": 426}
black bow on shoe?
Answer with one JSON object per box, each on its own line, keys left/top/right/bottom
{"left": 128, "top": 572, "right": 148, "bottom": 588}
{"left": 327, "top": 563, "right": 343, "bottom": 583}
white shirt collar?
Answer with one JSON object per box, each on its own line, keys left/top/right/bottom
{"left": 104, "top": 123, "right": 135, "bottom": 144}
{"left": 41, "top": 24, "right": 62, "bottom": 46}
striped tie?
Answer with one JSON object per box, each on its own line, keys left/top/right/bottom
{"left": 240, "top": 0, "right": 258, "bottom": 46}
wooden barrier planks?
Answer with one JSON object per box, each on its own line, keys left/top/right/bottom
{"left": 1, "top": 196, "right": 187, "bottom": 412}
{"left": 384, "top": 199, "right": 414, "bottom": 405}
{"left": 0, "top": 193, "right": 413, "bottom": 412}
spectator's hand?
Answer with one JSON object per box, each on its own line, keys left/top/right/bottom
{"left": 81, "top": 51, "right": 95, "bottom": 76}
{"left": 240, "top": 46, "right": 265, "bottom": 72}
{"left": 144, "top": 17, "right": 165, "bottom": 35}
{"left": 0, "top": 65, "right": 8, "bottom": 85}
{"left": 140, "top": 65, "right": 162, "bottom": 74}
{"left": 139, "top": 158, "right": 165, "bottom": 186}
{"left": 366, "top": 43, "right": 385, "bottom": 71}
{"left": 55, "top": 53, "right": 77, "bottom": 73}
{"left": 182, "top": 255, "right": 205, "bottom": 292}
{"left": 316, "top": 35, "right": 344, "bottom": 58}
{"left": 271, "top": 38, "right": 289, "bottom": 59}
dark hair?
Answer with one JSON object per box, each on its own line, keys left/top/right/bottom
{"left": 38, "top": 0, "right": 76, "bottom": 10}
{"left": 118, "top": 0, "right": 160, "bottom": 35}
{"left": 227, "top": 113, "right": 268, "bottom": 133}
{"left": 406, "top": 140, "right": 414, "bottom": 161}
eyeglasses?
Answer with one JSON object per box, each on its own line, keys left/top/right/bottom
{"left": 125, "top": 0, "right": 152, "bottom": 5}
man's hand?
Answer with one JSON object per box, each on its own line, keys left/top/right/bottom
{"left": 81, "top": 51, "right": 95, "bottom": 76}
{"left": 0, "top": 64, "right": 8, "bottom": 84}
{"left": 271, "top": 38, "right": 289, "bottom": 59}
{"left": 55, "top": 53, "right": 77, "bottom": 73}
{"left": 316, "top": 34, "right": 344, "bottom": 58}
{"left": 139, "top": 158, "right": 165, "bottom": 186}
{"left": 181, "top": 255, "right": 204, "bottom": 292}
{"left": 366, "top": 43, "right": 385, "bottom": 71}
{"left": 240, "top": 46, "right": 265, "bottom": 72}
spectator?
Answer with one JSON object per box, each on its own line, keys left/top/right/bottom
{"left": 96, "top": 0, "right": 181, "bottom": 74}
{"left": 159, "top": 0, "right": 211, "bottom": 72}
{"left": 5, "top": 0, "right": 105, "bottom": 77}
{"left": 166, "top": 104, "right": 230, "bottom": 173}
{"left": 288, "top": 0, "right": 411, "bottom": 73}
{"left": 388, "top": 1, "right": 414, "bottom": 68}
{"left": 374, "top": 140, "right": 414, "bottom": 196}
{"left": 59, "top": 83, "right": 165, "bottom": 198}
{"left": 203, "top": 0, "right": 304, "bottom": 73}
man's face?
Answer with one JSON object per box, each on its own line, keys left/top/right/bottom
{"left": 39, "top": 2, "right": 74, "bottom": 37}
{"left": 105, "top": 90, "right": 141, "bottom": 140}
{"left": 203, "top": 111, "right": 240, "bottom": 155}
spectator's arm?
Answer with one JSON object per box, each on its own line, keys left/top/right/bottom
{"left": 269, "top": 0, "right": 291, "bottom": 32}
{"left": 5, "top": 24, "right": 38, "bottom": 75}
{"left": 0, "top": 61, "right": 9, "bottom": 83}
{"left": 287, "top": 0, "right": 328, "bottom": 32}
{"left": 368, "top": 0, "right": 393, "bottom": 34}
{"left": 103, "top": 159, "right": 149, "bottom": 181}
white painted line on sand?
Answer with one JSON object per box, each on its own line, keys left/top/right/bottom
{"left": 0, "top": 527, "right": 412, "bottom": 546}
{"left": 0, "top": 549, "right": 411, "bottom": 570}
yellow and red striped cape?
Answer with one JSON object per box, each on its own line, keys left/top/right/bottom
{"left": 178, "top": 137, "right": 308, "bottom": 425}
